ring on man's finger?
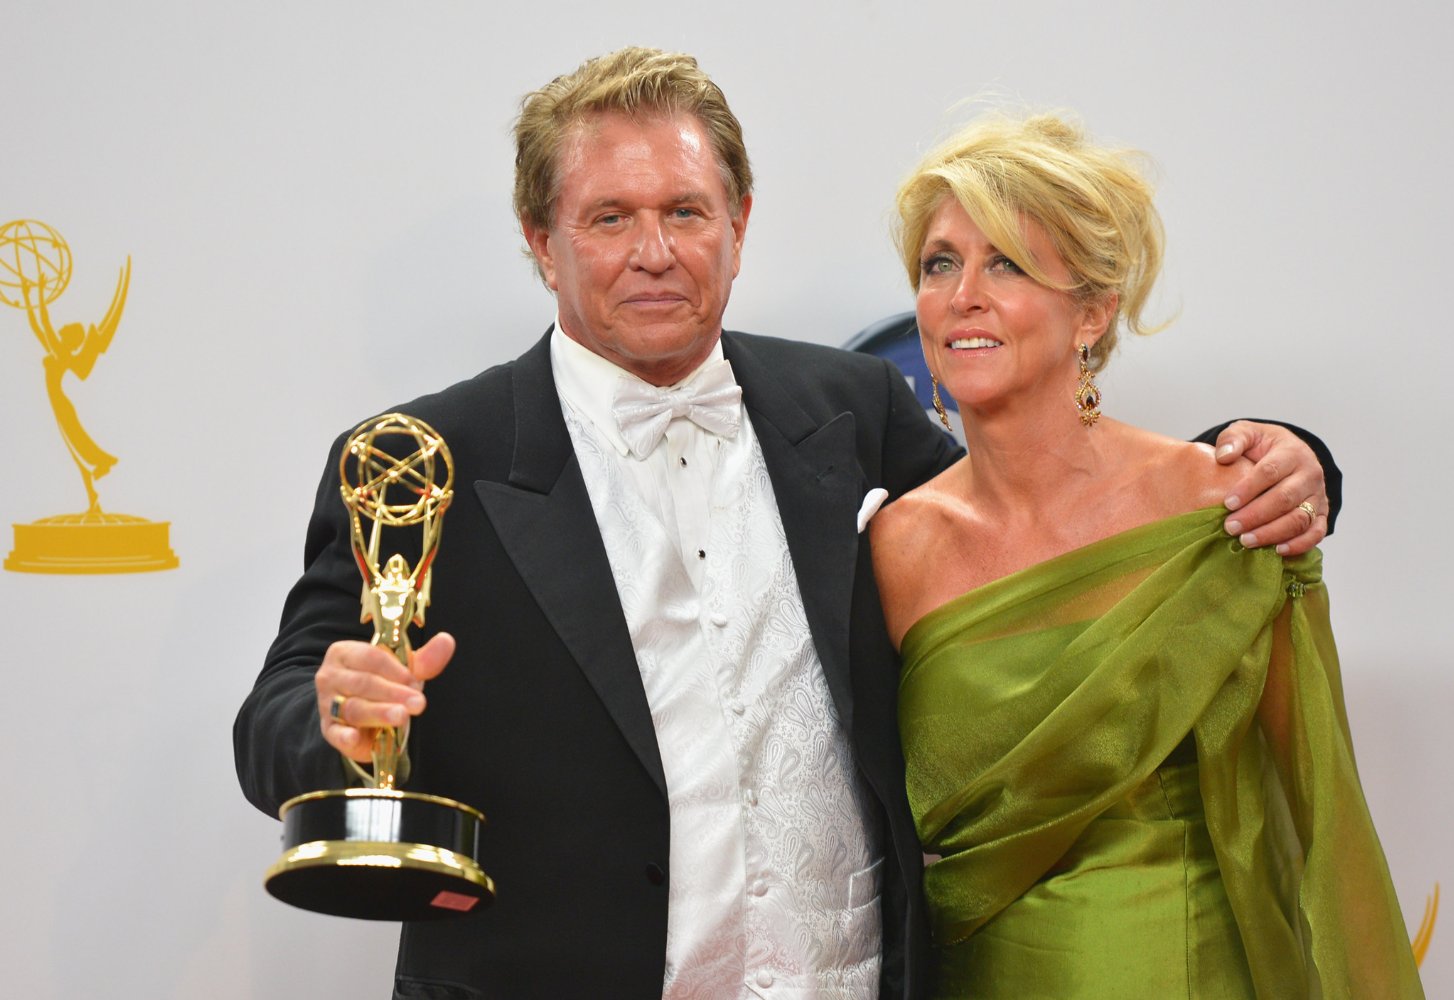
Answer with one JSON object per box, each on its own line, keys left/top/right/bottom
{"left": 329, "top": 693, "right": 348, "bottom": 723}
{"left": 1297, "top": 501, "right": 1317, "bottom": 523}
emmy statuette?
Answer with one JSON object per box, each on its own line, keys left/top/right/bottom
{"left": 1, "top": 218, "right": 178, "bottom": 573}
{"left": 264, "top": 414, "right": 494, "bottom": 920}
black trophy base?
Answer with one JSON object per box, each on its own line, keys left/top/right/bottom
{"left": 265, "top": 788, "right": 494, "bottom": 921}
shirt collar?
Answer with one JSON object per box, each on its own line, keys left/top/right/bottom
{"left": 549, "top": 318, "right": 727, "bottom": 458}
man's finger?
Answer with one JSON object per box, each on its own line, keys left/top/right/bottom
{"left": 411, "top": 632, "right": 456, "bottom": 683}
{"left": 318, "top": 688, "right": 420, "bottom": 763}
{"left": 1275, "top": 513, "right": 1329, "bottom": 556}
{"left": 324, "top": 692, "right": 413, "bottom": 732}
{"left": 328, "top": 640, "right": 416, "bottom": 685}
{"left": 322, "top": 720, "right": 373, "bottom": 762}
{"left": 1213, "top": 421, "right": 1264, "bottom": 465}
{"left": 319, "top": 665, "right": 426, "bottom": 711}
{"left": 1222, "top": 451, "right": 1289, "bottom": 513}
{"left": 1224, "top": 474, "right": 1302, "bottom": 531}
{"left": 1235, "top": 506, "right": 1327, "bottom": 553}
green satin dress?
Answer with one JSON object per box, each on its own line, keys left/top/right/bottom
{"left": 898, "top": 509, "right": 1424, "bottom": 998}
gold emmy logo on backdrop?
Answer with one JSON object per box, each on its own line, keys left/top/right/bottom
{"left": 0, "top": 218, "right": 177, "bottom": 573}
{"left": 265, "top": 413, "right": 493, "bottom": 921}
{"left": 1414, "top": 882, "right": 1439, "bottom": 967}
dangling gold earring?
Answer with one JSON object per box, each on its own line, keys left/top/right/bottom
{"left": 931, "top": 375, "right": 952, "bottom": 432}
{"left": 1073, "top": 344, "right": 1102, "bottom": 427}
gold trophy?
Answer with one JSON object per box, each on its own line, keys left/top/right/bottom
{"left": 265, "top": 413, "right": 494, "bottom": 920}
{"left": 1, "top": 218, "right": 177, "bottom": 573}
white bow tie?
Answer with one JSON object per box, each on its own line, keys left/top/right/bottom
{"left": 612, "top": 359, "right": 743, "bottom": 460}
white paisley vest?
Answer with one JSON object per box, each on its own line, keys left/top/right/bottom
{"left": 561, "top": 398, "right": 883, "bottom": 1000}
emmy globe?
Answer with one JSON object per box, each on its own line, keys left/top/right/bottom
{"left": 264, "top": 413, "right": 494, "bottom": 920}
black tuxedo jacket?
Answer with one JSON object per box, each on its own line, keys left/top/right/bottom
{"left": 236, "top": 329, "right": 961, "bottom": 999}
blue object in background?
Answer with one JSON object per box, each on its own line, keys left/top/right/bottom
{"left": 845, "top": 311, "right": 962, "bottom": 442}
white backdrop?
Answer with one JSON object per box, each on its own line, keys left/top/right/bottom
{"left": 3, "top": 2, "right": 1448, "bottom": 995}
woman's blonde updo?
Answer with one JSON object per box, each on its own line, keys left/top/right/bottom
{"left": 894, "top": 113, "right": 1165, "bottom": 371}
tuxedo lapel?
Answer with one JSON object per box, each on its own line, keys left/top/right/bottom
{"left": 472, "top": 333, "right": 667, "bottom": 797}
{"left": 723, "top": 334, "right": 865, "bottom": 728}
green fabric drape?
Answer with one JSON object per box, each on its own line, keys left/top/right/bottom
{"left": 900, "top": 508, "right": 1423, "bottom": 998}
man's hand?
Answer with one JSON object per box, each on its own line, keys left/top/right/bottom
{"left": 314, "top": 632, "right": 455, "bottom": 762}
{"left": 1214, "top": 421, "right": 1328, "bottom": 556}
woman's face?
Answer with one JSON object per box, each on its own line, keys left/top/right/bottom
{"left": 916, "top": 197, "right": 1107, "bottom": 419}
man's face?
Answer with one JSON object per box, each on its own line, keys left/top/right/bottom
{"left": 523, "top": 111, "right": 751, "bottom": 386}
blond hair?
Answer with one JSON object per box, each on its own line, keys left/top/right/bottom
{"left": 513, "top": 47, "right": 752, "bottom": 235}
{"left": 895, "top": 113, "right": 1165, "bottom": 370}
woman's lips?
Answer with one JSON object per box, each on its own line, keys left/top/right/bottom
{"left": 947, "top": 335, "right": 1002, "bottom": 349}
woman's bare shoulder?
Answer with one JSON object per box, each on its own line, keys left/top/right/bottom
{"left": 869, "top": 464, "right": 987, "bottom": 644}
{"left": 1120, "top": 425, "right": 1250, "bottom": 513}
{"left": 1175, "top": 439, "right": 1250, "bottom": 509}
{"left": 866, "top": 470, "right": 959, "bottom": 549}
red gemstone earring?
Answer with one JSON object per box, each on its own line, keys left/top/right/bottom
{"left": 1073, "top": 344, "right": 1102, "bottom": 427}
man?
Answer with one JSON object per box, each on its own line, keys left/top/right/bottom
{"left": 235, "top": 48, "right": 1333, "bottom": 999}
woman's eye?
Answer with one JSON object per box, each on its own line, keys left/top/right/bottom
{"left": 987, "top": 254, "right": 1024, "bottom": 275}
{"left": 921, "top": 254, "right": 957, "bottom": 276}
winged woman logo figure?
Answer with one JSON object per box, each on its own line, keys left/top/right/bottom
{"left": 22, "top": 261, "right": 129, "bottom": 512}
{"left": 1, "top": 218, "right": 176, "bottom": 574}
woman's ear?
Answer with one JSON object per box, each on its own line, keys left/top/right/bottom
{"left": 1078, "top": 291, "right": 1118, "bottom": 345}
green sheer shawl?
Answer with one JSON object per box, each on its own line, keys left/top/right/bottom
{"left": 899, "top": 508, "right": 1423, "bottom": 997}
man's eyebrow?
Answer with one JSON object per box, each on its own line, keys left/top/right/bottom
{"left": 578, "top": 192, "right": 714, "bottom": 215}
{"left": 582, "top": 197, "right": 628, "bottom": 213}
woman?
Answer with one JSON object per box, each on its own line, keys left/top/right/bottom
{"left": 870, "top": 114, "right": 1423, "bottom": 998}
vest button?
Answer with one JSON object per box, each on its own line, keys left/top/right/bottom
{"left": 645, "top": 863, "right": 666, "bottom": 885}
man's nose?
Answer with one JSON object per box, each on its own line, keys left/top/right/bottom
{"left": 629, "top": 215, "right": 674, "bottom": 272}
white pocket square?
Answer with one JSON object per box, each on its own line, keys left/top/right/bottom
{"left": 857, "top": 488, "right": 889, "bottom": 534}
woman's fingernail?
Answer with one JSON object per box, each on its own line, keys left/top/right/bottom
{"left": 1225, "top": 519, "right": 1243, "bottom": 535}
{"left": 1240, "top": 532, "right": 1259, "bottom": 547}
{"left": 1224, "top": 495, "right": 1242, "bottom": 511}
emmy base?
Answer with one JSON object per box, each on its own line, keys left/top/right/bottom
{"left": 5, "top": 512, "right": 178, "bottom": 573}
{"left": 265, "top": 788, "right": 493, "bottom": 921}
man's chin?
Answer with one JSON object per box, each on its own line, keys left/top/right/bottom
{"left": 616, "top": 331, "right": 723, "bottom": 384}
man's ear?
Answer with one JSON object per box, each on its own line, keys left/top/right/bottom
{"left": 522, "top": 217, "right": 558, "bottom": 291}
{"left": 729, "top": 194, "right": 752, "bottom": 278}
